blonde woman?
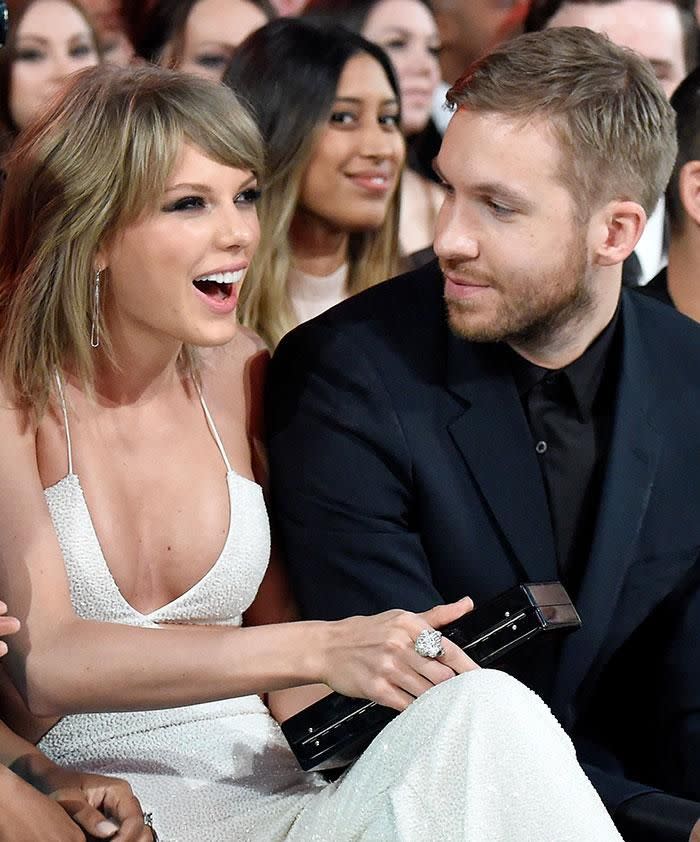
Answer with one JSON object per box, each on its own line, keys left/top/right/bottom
{"left": 0, "top": 63, "right": 623, "bottom": 842}
{"left": 224, "top": 18, "right": 405, "bottom": 348}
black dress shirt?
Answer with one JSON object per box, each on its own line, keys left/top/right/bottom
{"left": 509, "top": 307, "right": 621, "bottom": 597}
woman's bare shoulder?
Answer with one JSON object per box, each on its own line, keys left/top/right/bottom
{"left": 198, "top": 327, "right": 269, "bottom": 426}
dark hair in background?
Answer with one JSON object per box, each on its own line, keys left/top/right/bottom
{"left": 0, "top": 0, "right": 102, "bottom": 150}
{"left": 525, "top": 0, "right": 699, "bottom": 72}
{"left": 666, "top": 65, "right": 700, "bottom": 231}
{"left": 223, "top": 17, "right": 402, "bottom": 348}
{"left": 224, "top": 17, "right": 399, "bottom": 181}
{"left": 126, "top": 0, "right": 276, "bottom": 64}
{"left": 303, "top": 0, "right": 439, "bottom": 180}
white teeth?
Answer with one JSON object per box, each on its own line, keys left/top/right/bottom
{"left": 194, "top": 270, "right": 244, "bottom": 285}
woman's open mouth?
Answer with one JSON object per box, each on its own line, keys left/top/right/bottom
{"left": 192, "top": 269, "right": 245, "bottom": 312}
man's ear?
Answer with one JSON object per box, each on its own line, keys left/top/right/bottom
{"left": 592, "top": 200, "right": 646, "bottom": 268}
{"left": 679, "top": 160, "right": 700, "bottom": 226}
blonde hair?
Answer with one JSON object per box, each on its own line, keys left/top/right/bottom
{"left": 447, "top": 26, "right": 677, "bottom": 220}
{"left": 225, "top": 18, "right": 402, "bottom": 349}
{"left": 0, "top": 64, "right": 263, "bottom": 416}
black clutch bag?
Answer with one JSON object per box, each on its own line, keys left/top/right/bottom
{"left": 281, "top": 581, "right": 581, "bottom": 772}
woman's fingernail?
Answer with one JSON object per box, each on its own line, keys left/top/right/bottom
{"left": 95, "top": 820, "right": 120, "bottom": 836}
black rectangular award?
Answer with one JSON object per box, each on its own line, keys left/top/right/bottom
{"left": 281, "top": 582, "right": 581, "bottom": 772}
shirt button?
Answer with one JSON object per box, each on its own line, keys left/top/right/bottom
{"left": 535, "top": 440, "right": 548, "bottom": 454}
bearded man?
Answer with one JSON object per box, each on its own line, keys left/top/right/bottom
{"left": 267, "top": 27, "right": 700, "bottom": 842}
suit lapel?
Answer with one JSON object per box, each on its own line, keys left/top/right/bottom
{"left": 554, "top": 294, "right": 663, "bottom": 713}
{"left": 445, "top": 330, "right": 558, "bottom": 582}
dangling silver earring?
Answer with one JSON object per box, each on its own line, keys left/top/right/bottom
{"left": 90, "top": 268, "right": 102, "bottom": 348}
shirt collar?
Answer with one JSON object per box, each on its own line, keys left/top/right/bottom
{"left": 510, "top": 303, "right": 621, "bottom": 422}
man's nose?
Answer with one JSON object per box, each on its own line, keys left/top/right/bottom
{"left": 433, "top": 202, "right": 479, "bottom": 261}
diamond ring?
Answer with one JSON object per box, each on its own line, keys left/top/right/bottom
{"left": 143, "top": 812, "right": 159, "bottom": 841}
{"left": 414, "top": 628, "right": 445, "bottom": 659}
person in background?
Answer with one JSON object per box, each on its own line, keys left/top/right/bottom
{"left": 0, "top": 602, "right": 153, "bottom": 841}
{"left": 0, "top": 0, "right": 101, "bottom": 155}
{"left": 540, "top": 0, "right": 698, "bottom": 285}
{"left": 130, "top": 0, "right": 273, "bottom": 80}
{"left": 268, "top": 0, "right": 306, "bottom": 14}
{"left": 78, "top": 0, "right": 134, "bottom": 64}
{"left": 641, "top": 64, "right": 700, "bottom": 319}
{"left": 304, "top": 0, "right": 445, "bottom": 263}
{"left": 429, "top": 0, "right": 531, "bottom": 133}
{"left": 224, "top": 19, "right": 404, "bottom": 347}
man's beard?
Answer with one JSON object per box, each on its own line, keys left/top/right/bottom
{"left": 443, "top": 231, "right": 594, "bottom": 350}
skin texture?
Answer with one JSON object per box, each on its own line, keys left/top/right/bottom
{"left": 434, "top": 108, "right": 644, "bottom": 368}
{"left": 9, "top": 0, "right": 99, "bottom": 129}
{"left": 547, "top": 0, "right": 687, "bottom": 97}
{"left": 293, "top": 52, "right": 404, "bottom": 276}
{"left": 176, "top": 0, "right": 268, "bottom": 81}
{"left": 362, "top": 0, "right": 442, "bottom": 136}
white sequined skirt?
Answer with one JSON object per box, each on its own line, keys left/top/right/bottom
{"left": 40, "top": 670, "right": 623, "bottom": 842}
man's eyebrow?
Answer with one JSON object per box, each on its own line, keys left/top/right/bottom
{"left": 473, "top": 181, "right": 534, "bottom": 210}
{"left": 430, "top": 163, "right": 534, "bottom": 209}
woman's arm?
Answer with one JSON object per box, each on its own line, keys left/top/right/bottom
{"left": 0, "top": 390, "right": 475, "bottom": 719}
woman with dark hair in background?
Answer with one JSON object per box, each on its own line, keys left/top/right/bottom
{"left": 0, "top": 0, "right": 101, "bottom": 155}
{"left": 304, "top": 0, "right": 445, "bottom": 260}
{"left": 224, "top": 18, "right": 405, "bottom": 347}
{"left": 129, "top": 0, "right": 273, "bottom": 80}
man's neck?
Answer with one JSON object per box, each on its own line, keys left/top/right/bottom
{"left": 666, "top": 232, "right": 700, "bottom": 322}
{"left": 507, "top": 280, "right": 621, "bottom": 370}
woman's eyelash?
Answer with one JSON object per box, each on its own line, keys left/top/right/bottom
{"left": 164, "top": 196, "right": 206, "bottom": 212}
{"left": 236, "top": 188, "right": 262, "bottom": 205}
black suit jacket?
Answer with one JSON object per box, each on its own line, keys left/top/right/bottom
{"left": 267, "top": 260, "right": 700, "bottom": 839}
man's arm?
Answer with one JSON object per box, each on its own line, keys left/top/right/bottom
{"left": 267, "top": 321, "right": 444, "bottom": 619}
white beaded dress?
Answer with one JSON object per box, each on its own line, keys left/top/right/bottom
{"left": 38, "top": 379, "right": 624, "bottom": 842}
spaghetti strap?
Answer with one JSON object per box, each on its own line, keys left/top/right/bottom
{"left": 54, "top": 372, "right": 74, "bottom": 475}
{"left": 194, "top": 381, "right": 233, "bottom": 473}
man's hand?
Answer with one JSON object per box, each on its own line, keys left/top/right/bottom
{"left": 14, "top": 753, "right": 153, "bottom": 842}
{"left": 690, "top": 817, "right": 700, "bottom": 842}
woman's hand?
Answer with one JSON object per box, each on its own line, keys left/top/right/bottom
{"left": 320, "top": 596, "right": 478, "bottom": 711}
{"left": 0, "top": 600, "right": 20, "bottom": 655}
{"left": 15, "top": 753, "right": 154, "bottom": 842}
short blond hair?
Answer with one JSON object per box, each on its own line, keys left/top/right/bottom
{"left": 0, "top": 64, "right": 263, "bottom": 415}
{"left": 447, "top": 26, "right": 677, "bottom": 220}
